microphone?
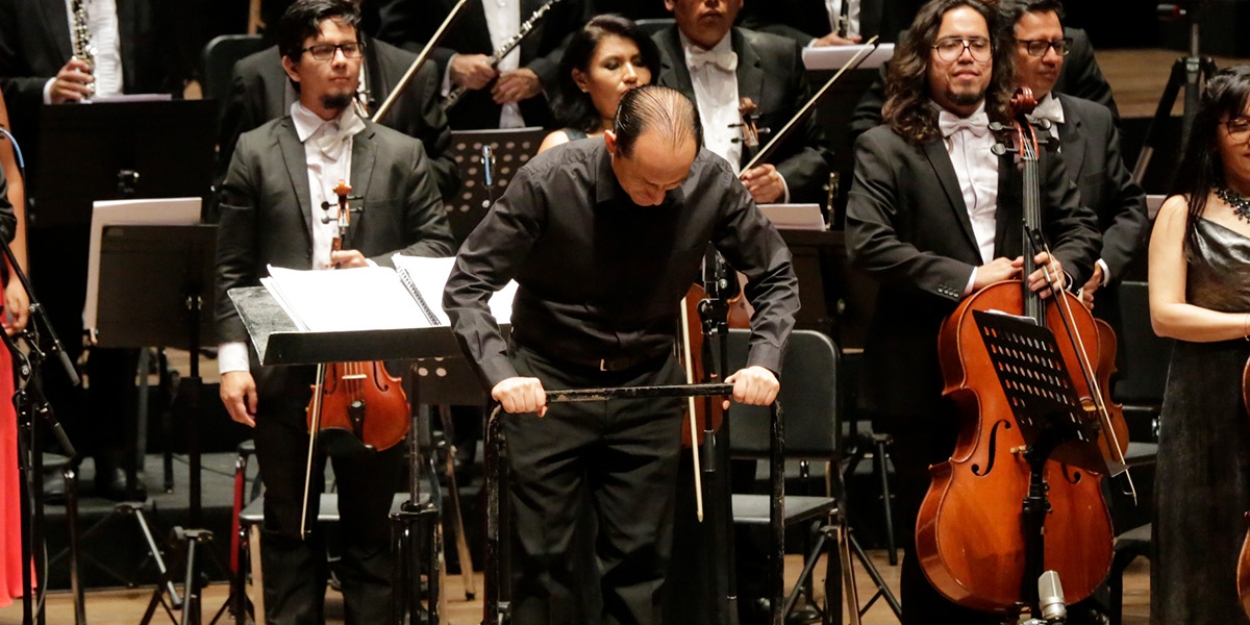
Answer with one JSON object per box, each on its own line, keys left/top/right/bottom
{"left": 1038, "top": 570, "right": 1067, "bottom": 623}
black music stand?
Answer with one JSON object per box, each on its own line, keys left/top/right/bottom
{"left": 93, "top": 224, "right": 224, "bottom": 625}
{"left": 971, "top": 309, "right": 1106, "bottom": 616}
{"left": 444, "top": 128, "right": 546, "bottom": 243}
{"left": 31, "top": 100, "right": 216, "bottom": 228}
{"left": 229, "top": 286, "right": 463, "bottom": 625}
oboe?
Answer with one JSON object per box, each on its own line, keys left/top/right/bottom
{"left": 441, "top": 0, "right": 565, "bottom": 111}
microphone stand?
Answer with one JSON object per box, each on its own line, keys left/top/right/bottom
{"left": 696, "top": 247, "right": 739, "bottom": 625}
{"left": 1, "top": 231, "right": 81, "bottom": 625}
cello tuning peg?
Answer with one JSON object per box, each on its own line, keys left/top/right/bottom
{"left": 989, "top": 121, "right": 1007, "bottom": 132}
{"left": 991, "top": 143, "right": 1008, "bottom": 156}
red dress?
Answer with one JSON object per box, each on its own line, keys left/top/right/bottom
{"left": 0, "top": 339, "right": 23, "bottom": 607}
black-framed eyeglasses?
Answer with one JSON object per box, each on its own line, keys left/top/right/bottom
{"left": 932, "top": 37, "right": 992, "bottom": 62}
{"left": 1016, "top": 38, "right": 1073, "bottom": 57}
{"left": 1221, "top": 118, "right": 1250, "bottom": 139}
{"left": 301, "top": 42, "right": 364, "bottom": 61}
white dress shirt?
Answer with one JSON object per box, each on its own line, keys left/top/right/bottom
{"left": 217, "top": 102, "right": 367, "bottom": 375}
{"left": 935, "top": 102, "right": 999, "bottom": 294}
{"left": 681, "top": 31, "right": 742, "bottom": 170}
{"left": 48, "top": 0, "right": 122, "bottom": 102}
{"left": 443, "top": 0, "right": 525, "bottom": 128}
{"left": 823, "top": 0, "right": 860, "bottom": 38}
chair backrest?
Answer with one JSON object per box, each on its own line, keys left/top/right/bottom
{"left": 724, "top": 328, "right": 839, "bottom": 459}
{"left": 1113, "top": 281, "right": 1173, "bottom": 405}
{"left": 202, "top": 34, "right": 267, "bottom": 103}
{"left": 635, "top": 18, "right": 676, "bottom": 36}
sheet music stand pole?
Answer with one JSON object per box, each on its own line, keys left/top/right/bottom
{"left": 971, "top": 310, "right": 1105, "bottom": 617}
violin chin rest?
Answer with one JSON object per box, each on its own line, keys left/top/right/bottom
{"left": 319, "top": 428, "right": 377, "bottom": 459}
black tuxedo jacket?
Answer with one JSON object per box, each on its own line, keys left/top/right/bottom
{"left": 0, "top": 0, "right": 179, "bottom": 158}
{"left": 375, "top": 0, "right": 582, "bottom": 129}
{"left": 849, "top": 27, "right": 1118, "bottom": 140}
{"left": 653, "top": 26, "right": 833, "bottom": 204}
{"left": 217, "top": 36, "right": 459, "bottom": 203}
{"left": 845, "top": 123, "right": 1100, "bottom": 418}
{"left": 215, "top": 118, "right": 457, "bottom": 402}
{"left": 739, "top": 0, "right": 884, "bottom": 44}
{"left": 1055, "top": 94, "right": 1146, "bottom": 282}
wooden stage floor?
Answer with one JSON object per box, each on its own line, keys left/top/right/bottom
{"left": 1, "top": 550, "right": 1151, "bottom": 625}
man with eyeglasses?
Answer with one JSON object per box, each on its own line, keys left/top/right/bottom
{"left": 215, "top": 1, "right": 456, "bottom": 623}
{"left": 216, "top": 0, "right": 459, "bottom": 220}
{"left": 1004, "top": 0, "right": 1147, "bottom": 352}
{"left": 845, "top": 1, "right": 1100, "bottom": 623}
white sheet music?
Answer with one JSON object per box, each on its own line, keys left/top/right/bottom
{"left": 758, "top": 203, "right": 827, "bottom": 231}
{"left": 391, "top": 254, "right": 517, "bottom": 325}
{"left": 262, "top": 265, "right": 434, "bottom": 332}
{"left": 801, "top": 43, "right": 895, "bottom": 71}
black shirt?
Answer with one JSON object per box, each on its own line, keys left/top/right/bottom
{"left": 443, "top": 138, "right": 801, "bottom": 387}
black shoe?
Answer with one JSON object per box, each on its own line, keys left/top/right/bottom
{"left": 95, "top": 467, "right": 147, "bottom": 502}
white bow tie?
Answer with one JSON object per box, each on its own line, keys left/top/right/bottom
{"left": 309, "top": 113, "right": 366, "bottom": 161}
{"left": 938, "top": 109, "right": 989, "bottom": 138}
{"left": 1028, "top": 95, "right": 1065, "bottom": 125}
{"left": 687, "top": 47, "right": 738, "bottom": 72}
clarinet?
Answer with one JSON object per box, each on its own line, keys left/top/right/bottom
{"left": 441, "top": 0, "right": 565, "bottom": 111}
{"left": 71, "top": 0, "right": 96, "bottom": 69}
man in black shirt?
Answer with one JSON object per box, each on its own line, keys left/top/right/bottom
{"left": 444, "top": 85, "right": 799, "bottom": 625}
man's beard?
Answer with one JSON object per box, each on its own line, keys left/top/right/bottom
{"left": 950, "top": 89, "right": 987, "bottom": 107}
{"left": 321, "top": 92, "right": 354, "bottom": 112}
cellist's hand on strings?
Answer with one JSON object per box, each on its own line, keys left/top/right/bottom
{"left": 740, "top": 165, "right": 785, "bottom": 204}
{"left": 492, "top": 376, "right": 548, "bottom": 417}
{"left": 723, "top": 366, "right": 780, "bottom": 410}
{"left": 221, "top": 371, "right": 258, "bottom": 427}
{"left": 1026, "top": 251, "right": 1065, "bottom": 299}
{"left": 327, "top": 249, "right": 369, "bottom": 269}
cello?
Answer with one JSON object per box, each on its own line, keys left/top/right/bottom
{"left": 299, "top": 180, "right": 411, "bottom": 537}
{"left": 917, "top": 89, "right": 1130, "bottom": 614}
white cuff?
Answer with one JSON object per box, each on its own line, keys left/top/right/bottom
{"left": 217, "top": 342, "right": 251, "bottom": 374}
{"left": 1095, "top": 258, "right": 1110, "bottom": 286}
{"left": 441, "top": 56, "right": 455, "bottom": 98}
{"left": 963, "top": 267, "right": 977, "bottom": 296}
{"left": 778, "top": 173, "right": 791, "bottom": 205}
{"left": 42, "top": 78, "right": 55, "bottom": 105}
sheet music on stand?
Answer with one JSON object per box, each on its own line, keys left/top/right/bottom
{"left": 445, "top": 127, "right": 547, "bottom": 241}
{"left": 801, "top": 43, "right": 895, "bottom": 70}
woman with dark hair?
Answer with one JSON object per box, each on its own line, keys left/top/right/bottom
{"left": 538, "top": 15, "right": 661, "bottom": 152}
{"left": 1149, "top": 65, "right": 1250, "bottom": 625}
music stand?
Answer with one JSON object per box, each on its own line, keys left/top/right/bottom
{"left": 93, "top": 223, "right": 223, "bottom": 625}
{"left": 971, "top": 309, "right": 1108, "bottom": 616}
{"left": 31, "top": 100, "right": 216, "bottom": 228}
{"left": 444, "top": 128, "right": 546, "bottom": 242}
{"left": 229, "top": 285, "right": 470, "bottom": 625}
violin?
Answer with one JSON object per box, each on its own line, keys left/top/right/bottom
{"left": 919, "top": 89, "right": 1128, "bottom": 613}
{"left": 299, "top": 180, "right": 411, "bottom": 537}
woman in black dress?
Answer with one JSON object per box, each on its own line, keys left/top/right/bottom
{"left": 1149, "top": 65, "right": 1250, "bottom": 625}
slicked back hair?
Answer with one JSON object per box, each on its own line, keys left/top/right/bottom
{"left": 278, "top": 0, "right": 361, "bottom": 64}
{"left": 882, "top": 0, "right": 1015, "bottom": 146}
{"left": 997, "top": 0, "right": 1066, "bottom": 27}
{"left": 613, "top": 85, "right": 704, "bottom": 159}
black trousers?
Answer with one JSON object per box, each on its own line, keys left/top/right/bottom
{"left": 505, "top": 346, "right": 685, "bottom": 625}
{"left": 252, "top": 385, "right": 406, "bottom": 625}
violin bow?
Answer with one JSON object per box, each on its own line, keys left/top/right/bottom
{"left": 371, "top": 0, "right": 471, "bottom": 124}
{"left": 738, "top": 36, "right": 880, "bottom": 176}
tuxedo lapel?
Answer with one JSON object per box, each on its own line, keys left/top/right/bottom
{"left": 994, "top": 149, "right": 1022, "bottom": 258}
{"left": 656, "top": 27, "right": 695, "bottom": 101}
{"left": 115, "top": 0, "right": 136, "bottom": 91}
{"left": 922, "top": 139, "right": 980, "bottom": 254}
{"left": 348, "top": 125, "right": 378, "bottom": 245}
{"left": 41, "top": 0, "right": 73, "bottom": 64}
{"left": 278, "top": 119, "right": 315, "bottom": 241}
{"left": 1056, "top": 96, "right": 1086, "bottom": 179}
{"left": 859, "top": 0, "right": 883, "bottom": 39}
{"left": 732, "top": 29, "right": 764, "bottom": 120}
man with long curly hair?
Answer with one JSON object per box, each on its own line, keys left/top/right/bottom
{"left": 845, "top": 0, "right": 1101, "bottom": 622}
